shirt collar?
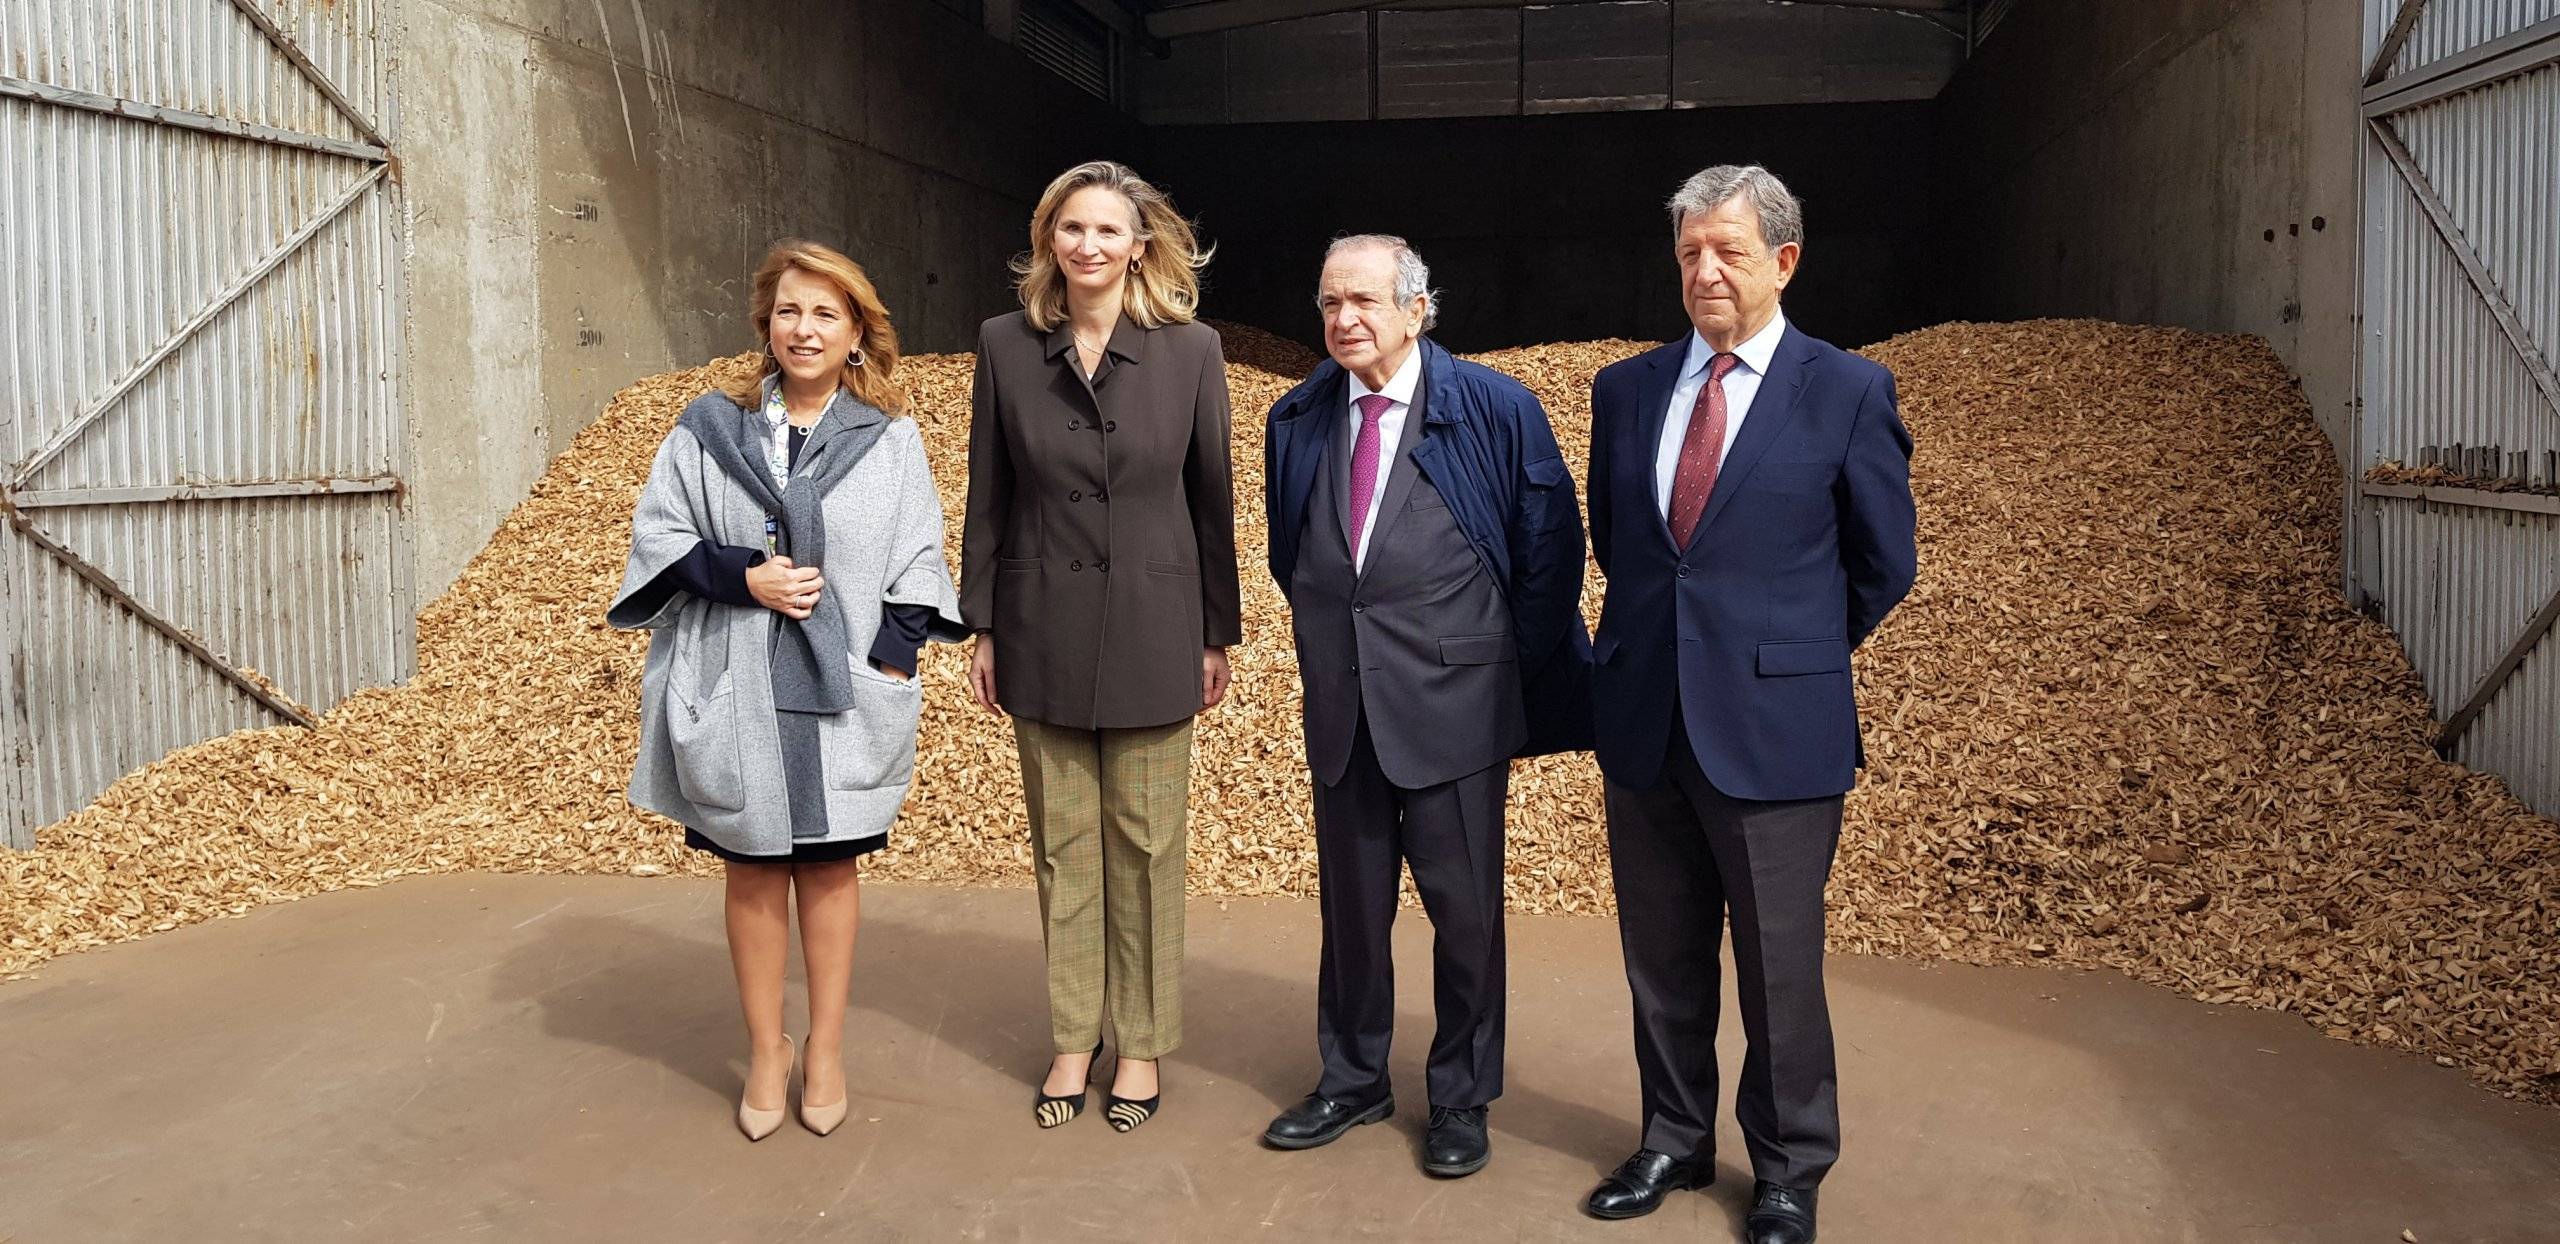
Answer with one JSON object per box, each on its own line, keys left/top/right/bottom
{"left": 1683, "top": 312, "right": 1789, "bottom": 380}
{"left": 761, "top": 374, "right": 842, "bottom": 421}
{"left": 1042, "top": 313, "right": 1149, "bottom": 365}
{"left": 1348, "top": 341, "right": 1424, "bottom": 408}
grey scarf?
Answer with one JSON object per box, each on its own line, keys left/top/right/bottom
{"left": 678, "top": 387, "right": 890, "bottom": 715}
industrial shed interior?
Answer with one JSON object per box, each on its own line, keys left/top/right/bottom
{"left": 0, "top": 0, "right": 2554, "bottom": 854}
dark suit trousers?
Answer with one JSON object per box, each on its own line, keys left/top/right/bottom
{"left": 1602, "top": 721, "right": 1844, "bottom": 1189}
{"left": 1313, "top": 712, "right": 1508, "bottom": 1111}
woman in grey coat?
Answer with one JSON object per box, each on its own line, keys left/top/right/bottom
{"left": 608, "top": 240, "right": 965, "bottom": 1142}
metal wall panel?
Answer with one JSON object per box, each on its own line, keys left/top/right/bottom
{"left": 1223, "top": 12, "right": 1368, "bottom": 123}
{"left": 2364, "top": 127, "right": 2553, "bottom": 463}
{"left": 2358, "top": 2, "right": 2560, "bottom": 819}
{"left": 1378, "top": 8, "right": 1520, "bottom": 120}
{"left": 0, "top": 0, "right": 404, "bottom": 850}
{"left": 2389, "top": 0, "right": 2560, "bottom": 77}
{"left": 1143, "top": 0, "right": 1965, "bottom": 125}
{"left": 1524, "top": 1, "right": 1669, "bottom": 114}
{"left": 2374, "top": 502, "right": 2560, "bottom": 706}
{"left": 0, "top": 0, "right": 376, "bottom": 143}
{"left": 1672, "top": 1, "right": 1964, "bottom": 108}
{"left": 2392, "top": 63, "right": 2560, "bottom": 398}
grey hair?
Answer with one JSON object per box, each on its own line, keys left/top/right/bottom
{"left": 1319, "top": 233, "right": 1440, "bottom": 331}
{"left": 1666, "top": 164, "right": 1804, "bottom": 251}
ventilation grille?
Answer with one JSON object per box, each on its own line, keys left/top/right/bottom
{"left": 1018, "top": 0, "right": 1116, "bottom": 102}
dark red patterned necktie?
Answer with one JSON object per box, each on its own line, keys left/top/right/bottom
{"left": 1667, "top": 352, "right": 1741, "bottom": 548}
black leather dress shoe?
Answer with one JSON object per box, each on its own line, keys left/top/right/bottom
{"left": 1582, "top": 1148, "right": 1711, "bottom": 1219}
{"left": 1747, "top": 1181, "right": 1818, "bottom": 1244}
{"left": 1262, "top": 1092, "right": 1394, "bottom": 1149}
{"left": 1421, "top": 1106, "right": 1489, "bottom": 1177}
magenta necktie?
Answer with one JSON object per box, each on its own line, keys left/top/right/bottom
{"left": 1348, "top": 393, "right": 1393, "bottom": 565}
{"left": 1667, "top": 353, "right": 1741, "bottom": 549}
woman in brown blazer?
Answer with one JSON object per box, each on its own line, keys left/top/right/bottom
{"left": 962, "top": 160, "right": 1241, "bottom": 1134}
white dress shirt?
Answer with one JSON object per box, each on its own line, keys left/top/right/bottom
{"left": 1654, "top": 312, "right": 1788, "bottom": 518}
{"left": 1346, "top": 343, "right": 1422, "bottom": 570}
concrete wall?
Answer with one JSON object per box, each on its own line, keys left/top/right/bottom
{"left": 398, "top": 0, "right": 1137, "bottom": 601}
{"left": 1152, "top": 102, "right": 1944, "bottom": 354}
{"left": 1937, "top": 0, "right": 2362, "bottom": 460}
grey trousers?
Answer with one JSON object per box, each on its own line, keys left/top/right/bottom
{"left": 1312, "top": 713, "right": 1509, "bottom": 1110}
{"left": 1602, "top": 728, "right": 1845, "bottom": 1190}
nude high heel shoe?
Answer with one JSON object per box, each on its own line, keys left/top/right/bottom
{"left": 799, "top": 1034, "right": 848, "bottom": 1136}
{"left": 737, "top": 1034, "right": 794, "bottom": 1142}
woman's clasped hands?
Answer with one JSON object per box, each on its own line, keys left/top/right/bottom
{"left": 747, "top": 555, "right": 824, "bottom": 619}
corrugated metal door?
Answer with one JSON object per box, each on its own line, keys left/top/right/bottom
{"left": 0, "top": 0, "right": 408, "bottom": 848}
{"left": 2356, "top": 1, "right": 2560, "bottom": 816}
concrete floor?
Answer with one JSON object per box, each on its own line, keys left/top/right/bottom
{"left": 2, "top": 877, "right": 2555, "bottom": 1242}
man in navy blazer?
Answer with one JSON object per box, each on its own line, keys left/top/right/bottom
{"left": 1580, "top": 166, "right": 1916, "bottom": 1243}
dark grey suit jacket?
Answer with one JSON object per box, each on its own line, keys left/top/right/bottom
{"left": 1289, "top": 376, "right": 1526, "bottom": 790}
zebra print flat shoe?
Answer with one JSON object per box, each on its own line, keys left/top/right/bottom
{"left": 1033, "top": 1041, "right": 1105, "bottom": 1130}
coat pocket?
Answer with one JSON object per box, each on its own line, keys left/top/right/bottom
{"left": 669, "top": 670, "right": 747, "bottom": 810}
{"left": 1439, "top": 633, "right": 1516, "bottom": 666}
{"left": 821, "top": 667, "right": 925, "bottom": 791}
{"left": 1756, "top": 637, "right": 1848, "bottom": 676}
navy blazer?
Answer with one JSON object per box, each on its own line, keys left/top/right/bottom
{"left": 1267, "top": 337, "right": 1594, "bottom": 756}
{"left": 1586, "top": 323, "right": 1917, "bottom": 798}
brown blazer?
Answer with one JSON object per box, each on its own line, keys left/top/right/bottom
{"left": 961, "top": 310, "right": 1242, "bottom": 729}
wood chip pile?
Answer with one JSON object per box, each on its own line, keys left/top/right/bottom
{"left": 5, "top": 319, "right": 2555, "bottom": 1104}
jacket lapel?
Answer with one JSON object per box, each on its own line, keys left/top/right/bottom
{"left": 1688, "top": 324, "right": 1816, "bottom": 546}
{"left": 1274, "top": 368, "right": 1344, "bottom": 579}
{"left": 1626, "top": 338, "right": 1686, "bottom": 553}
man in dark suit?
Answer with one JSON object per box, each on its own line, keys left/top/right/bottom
{"left": 1259, "top": 235, "right": 1591, "bottom": 1178}
{"left": 1581, "top": 167, "right": 1917, "bottom": 1242}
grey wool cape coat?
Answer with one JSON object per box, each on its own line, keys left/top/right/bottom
{"left": 608, "top": 394, "right": 964, "bottom": 857}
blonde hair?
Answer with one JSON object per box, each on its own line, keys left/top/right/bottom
{"left": 724, "top": 239, "right": 908, "bottom": 414}
{"left": 1012, "top": 160, "right": 1210, "bottom": 332}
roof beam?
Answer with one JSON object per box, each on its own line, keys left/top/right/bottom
{"left": 1144, "top": 0, "right": 1967, "bottom": 42}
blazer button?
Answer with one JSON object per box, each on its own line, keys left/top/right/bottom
{"left": 1069, "top": 489, "right": 1082, "bottom": 502}
{"left": 1353, "top": 601, "right": 1366, "bottom": 613}
{"left": 1094, "top": 490, "right": 1108, "bottom": 501}
{"left": 1677, "top": 566, "right": 1691, "bottom": 579}
{"left": 1071, "top": 559, "right": 1083, "bottom": 571}
{"left": 1103, "top": 420, "right": 1117, "bottom": 432}
{"left": 1095, "top": 559, "right": 1109, "bottom": 572}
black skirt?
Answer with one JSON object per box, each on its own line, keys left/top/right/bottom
{"left": 684, "top": 828, "right": 889, "bottom": 865}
